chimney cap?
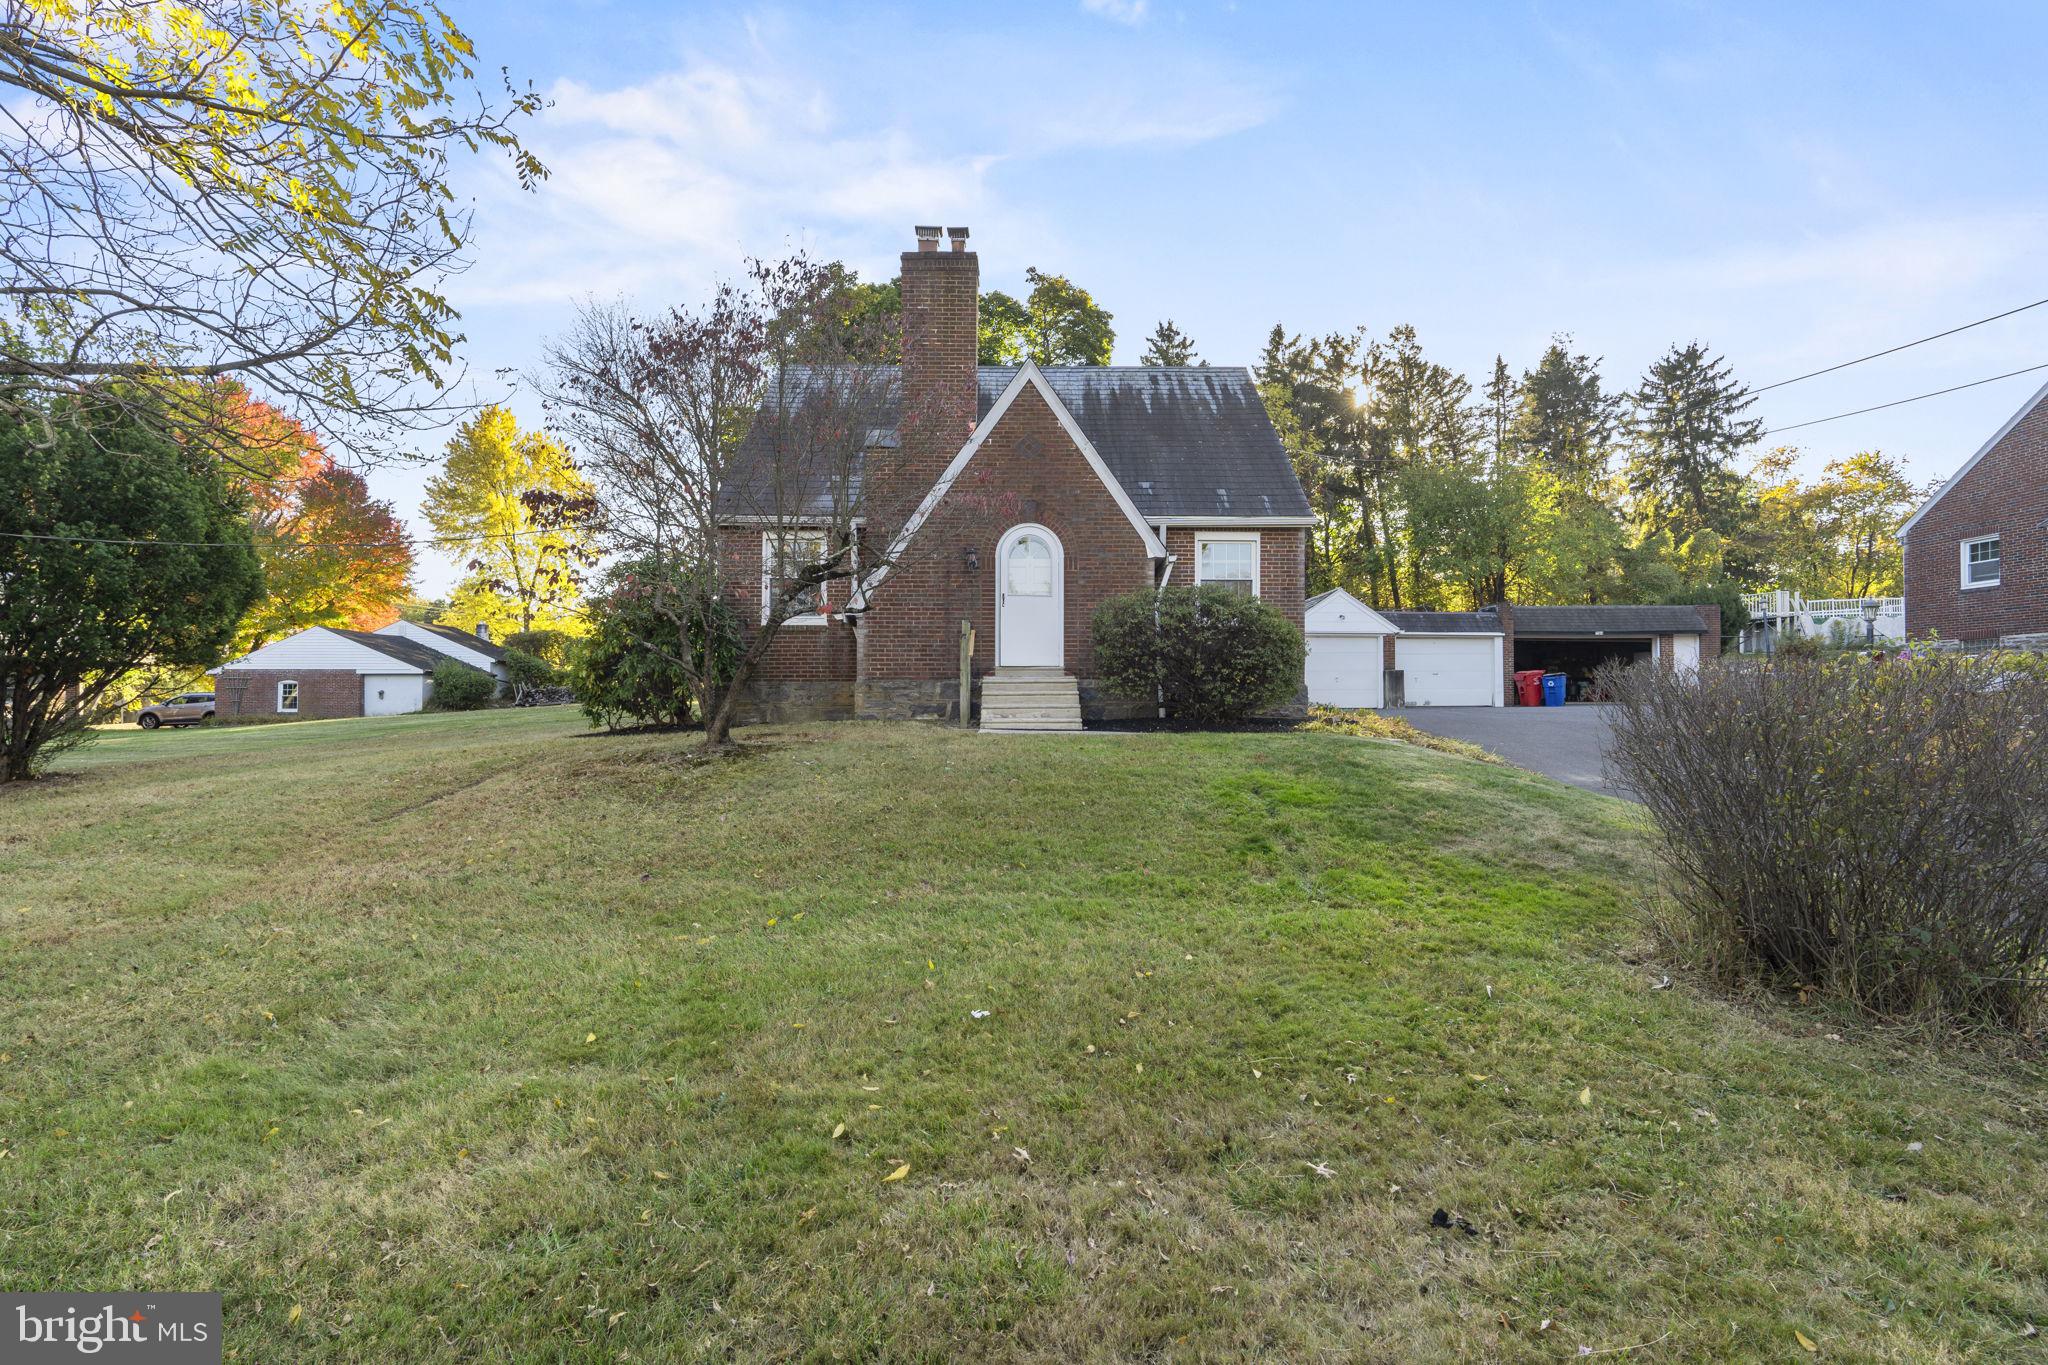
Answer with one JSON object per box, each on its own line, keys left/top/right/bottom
{"left": 913, "top": 225, "right": 942, "bottom": 252}
{"left": 946, "top": 226, "right": 970, "bottom": 253}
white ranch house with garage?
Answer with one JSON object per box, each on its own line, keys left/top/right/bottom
{"left": 213, "top": 622, "right": 508, "bottom": 721}
{"left": 1303, "top": 594, "right": 1720, "bottom": 708}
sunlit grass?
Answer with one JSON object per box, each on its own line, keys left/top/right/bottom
{"left": 2, "top": 710, "right": 2041, "bottom": 1361}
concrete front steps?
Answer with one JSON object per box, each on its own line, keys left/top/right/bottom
{"left": 979, "top": 668, "right": 1083, "bottom": 732}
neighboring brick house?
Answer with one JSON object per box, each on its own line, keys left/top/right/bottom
{"left": 717, "top": 225, "right": 1315, "bottom": 728}
{"left": 1901, "top": 378, "right": 2048, "bottom": 643}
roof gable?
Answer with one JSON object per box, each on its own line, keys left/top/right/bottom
{"left": 1900, "top": 375, "right": 2048, "bottom": 536}
{"left": 859, "top": 362, "right": 1166, "bottom": 604}
{"left": 977, "top": 367, "right": 1312, "bottom": 522}
{"left": 221, "top": 626, "right": 428, "bottom": 674}
{"left": 721, "top": 363, "right": 1312, "bottom": 526}
{"left": 1305, "top": 587, "right": 1400, "bottom": 635}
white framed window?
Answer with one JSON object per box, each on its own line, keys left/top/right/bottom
{"left": 762, "top": 530, "right": 831, "bottom": 624}
{"left": 1961, "top": 534, "right": 2001, "bottom": 589}
{"left": 277, "top": 680, "right": 299, "bottom": 713}
{"left": 1194, "top": 532, "right": 1260, "bottom": 597}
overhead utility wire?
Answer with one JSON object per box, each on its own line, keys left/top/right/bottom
{"left": 0, "top": 526, "right": 573, "bottom": 551}
{"left": 1755, "top": 294, "right": 2048, "bottom": 393}
{"left": 1762, "top": 361, "right": 2048, "bottom": 435}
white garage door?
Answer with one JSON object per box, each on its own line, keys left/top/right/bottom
{"left": 1306, "top": 635, "right": 1383, "bottom": 709}
{"left": 1671, "top": 633, "right": 1701, "bottom": 676}
{"left": 362, "top": 673, "right": 425, "bottom": 716}
{"left": 1395, "top": 636, "right": 1497, "bottom": 706}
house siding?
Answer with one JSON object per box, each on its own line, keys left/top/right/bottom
{"left": 1904, "top": 397, "right": 2048, "bottom": 642}
{"left": 216, "top": 669, "right": 363, "bottom": 720}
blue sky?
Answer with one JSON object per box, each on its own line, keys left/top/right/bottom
{"left": 386, "top": 0, "right": 2048, "bottom": 595}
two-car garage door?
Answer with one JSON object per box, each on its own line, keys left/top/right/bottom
{"left": 1394, "top": 636, "right": 1498, "bottom": 707}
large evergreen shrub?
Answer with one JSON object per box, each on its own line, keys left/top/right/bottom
{"left": 1093, "top": 585, "right": 1304, "bottom": 725}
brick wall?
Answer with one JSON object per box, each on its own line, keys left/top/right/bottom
{"left": 862, "top": 383, "right": 1158, "bottom": 691}
{"left": 216, "top": 669, "right": 361, "bottom": 720}
{"left": 718, "top": 530, "right": 859, "bottom": 720}
{"left": 1161, "top": 526, "right": 1307, "bottom": 629}
{"left": 895, "top": 240, "right": 980, "bottom": 513}
{"left": 1904, "top": 397, "right": 2048, "bottom": 641}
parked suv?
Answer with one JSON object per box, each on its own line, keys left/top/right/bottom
{"left": 136, "top": 692, "right": 215, "bottom": 729}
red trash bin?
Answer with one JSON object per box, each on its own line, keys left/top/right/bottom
{"left": 1512, "top": 669, "right": 1545, "bottom": 707}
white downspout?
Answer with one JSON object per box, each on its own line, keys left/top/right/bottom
{"left": 1153, "top": 549, "right": 1178, "bottom": 719}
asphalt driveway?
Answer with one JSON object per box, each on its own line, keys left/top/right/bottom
{"left": 1383, "top": 704, "right": 1627, "bottom": 799}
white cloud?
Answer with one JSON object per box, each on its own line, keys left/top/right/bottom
{"left": 1081, "top": 0, "right": 1150, "bottom": 24}
{"left": 453, "top": 31, "right": 1273, "bottom": 309}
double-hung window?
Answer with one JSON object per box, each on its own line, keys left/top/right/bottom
{"left": 1961, "top": 534, "right": 2001, "bottom": 589}
{"left": 277, "top": 680, "right": 299, "bottom": 713}
{"left": 763, "top": 530, "right": 832, "bottom": 623}
{"left": 1194, "top": 533, "right": 1260, "bottom": 597}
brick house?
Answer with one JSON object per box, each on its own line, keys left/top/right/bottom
{"left": 1901, "top": 378, "right": 2048, "bottom": 643}
{"left": 718, "top": 226, "right": 1314, "bottom": 728}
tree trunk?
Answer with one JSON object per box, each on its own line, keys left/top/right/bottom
{"left": 700, "top": 619, "right": 785, "bottom": 752}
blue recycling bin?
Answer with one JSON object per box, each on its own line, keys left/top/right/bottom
{"left": 1541, "top": 673, "right": 1568, "bottom": 707}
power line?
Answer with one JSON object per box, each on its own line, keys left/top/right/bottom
{"left": 1762, "top": 361, "right": 2048, "bottom": 436}
{"left": 0, "top": 526, "right": 577, "bottom": 551}
{"left": 1755, "top": 294, "right": 2048, "bottom": 393}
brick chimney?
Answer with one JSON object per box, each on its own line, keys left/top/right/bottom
{"left": 899, "top": 224, "right": 978, "bottom": 490}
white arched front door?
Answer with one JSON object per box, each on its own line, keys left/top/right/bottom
{"left": 996, "top": 524, "right": 1064, "bottom": 668}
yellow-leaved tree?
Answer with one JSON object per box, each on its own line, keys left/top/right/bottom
{"left": 0, "top": 1, "right": 544, "bottom": 463}
{"left": 423, "top": 407, "right": 598, "bottom": 636}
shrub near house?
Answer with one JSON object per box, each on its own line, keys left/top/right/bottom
{"left": 1095, "top": 586, "right": 1305, "bottom": 724}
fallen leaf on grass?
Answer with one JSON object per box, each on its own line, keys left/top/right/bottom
{"left": 287, "top": 1305, "right": 302, "bottom": 1325}
{"left": 1578, "top": 1087, "right": 1593, "bottom": 1107}
{"left": 584, "top": 1032, "right": 597, "bottom": 1044}
{"left": 1303, "top": 1160, "right": 1334, "bottom": 1179}
{"left": 882, "top": 1163, "right": 910, "bottom": 1183}
{"left": 1012, "top": 1147, "right": 1031, "bottom": 1165}
{"left": 1795, "top": 1328, "right": 1818, "bottom": 1352}
{"left": 831, "top": 1123, "right": 846, "bottom": 1140}
{"left": 651, "top": 1171, "right": 671, "bottom": 1181}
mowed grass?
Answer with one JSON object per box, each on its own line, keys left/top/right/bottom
{"left": 3, "top": 710, "right": 2044, "bottom": 1362}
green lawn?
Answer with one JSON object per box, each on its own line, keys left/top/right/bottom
{"left": 3, "top": 709, "right": 2043, "bottom": 1361}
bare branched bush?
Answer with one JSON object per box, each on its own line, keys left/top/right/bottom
{"left": 1603, "top": 655, "right": 2048, "bottom": 1030}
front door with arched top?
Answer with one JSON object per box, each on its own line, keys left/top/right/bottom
{"left": 996, "top": 524, "right": 1064, "bottom": 668}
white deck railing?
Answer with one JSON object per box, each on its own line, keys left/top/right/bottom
{"left": 1740, "top": 590, "right": 1905, "bottom": 651}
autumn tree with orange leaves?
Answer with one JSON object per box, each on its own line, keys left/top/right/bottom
{"left": 213, "top": 386, "right": 416, "bottom": 655}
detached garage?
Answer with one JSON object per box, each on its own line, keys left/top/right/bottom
{"left": 215, "top": 626, "right": 484, "bottom": 720}
{"left": 1304, "top": 589, "right": 1398, "bottom": 709}
{"left": 1386, "top": 612, "right": 1506, "bottom": 707}
{"left": 1510, "top": 605, "right": 1713, "bottom": 700}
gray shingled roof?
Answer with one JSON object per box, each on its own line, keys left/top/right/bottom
{"left": 1512, "top": 605, "right": 1710, "bottom": 634}
{"left": 720, "top": 365, "right": 1310, "bottom": 522}
{"left": 976, "top": 367, "right": 1311, "bottom": 520}
{"left": 331, "top": 629, "right": 471, "bottom": 673}
{"left": 418, "top": 622, "right": 507, "bottom": 661}
{"left": 1382, "top": 611, "right": 1503, "bottom": 634}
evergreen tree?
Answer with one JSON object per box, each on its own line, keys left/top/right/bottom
{"left": 1624, "top": 342, "right": 1763, "bottom": 547}
{"left": 1512, "top": 336, "right": 1622, "bottom": 490}
{"left": 1139, "top": 319, "right": 1202, "bottom": 366}
{"left": 1484, "top": 356, "right": 1517, "bottom": 466}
